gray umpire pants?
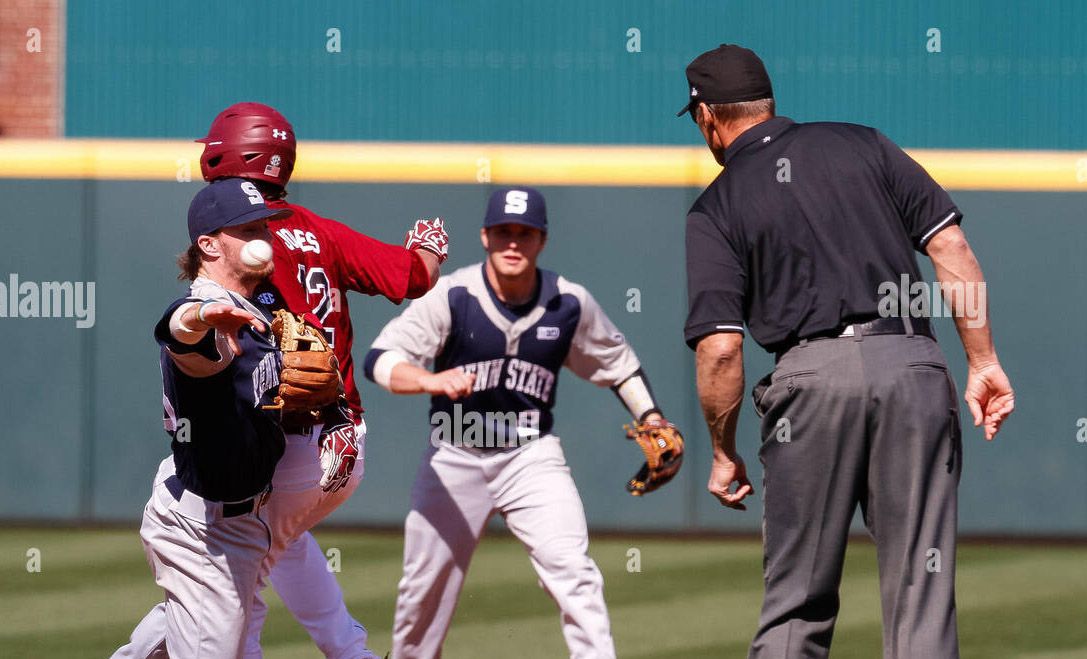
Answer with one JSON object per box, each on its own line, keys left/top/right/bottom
{"left": 749, "top": 331, "right": 962, "bottom": 659}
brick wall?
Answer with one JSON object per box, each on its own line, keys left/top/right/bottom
{"left": 0, "top": 0, "right": 62, "bottom": 137}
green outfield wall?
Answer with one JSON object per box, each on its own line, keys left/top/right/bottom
{"left": 66, "top": 1, "right": 1087, "bottom": 150}
{"left": 0, "top": 179, "right": 1083, "bottom": 534}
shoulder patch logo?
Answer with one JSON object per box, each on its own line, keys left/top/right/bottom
{"left": 537, "top": 326, "right": 560, "bottom": 340}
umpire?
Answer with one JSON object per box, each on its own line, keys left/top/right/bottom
{"left": 680, "top": 45, "right": 1015, "bottom": 658}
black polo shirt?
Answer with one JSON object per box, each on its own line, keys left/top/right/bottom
{"left": 684, "top": 116, "right": 961, "bottom": 352}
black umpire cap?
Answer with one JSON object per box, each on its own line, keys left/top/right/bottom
{"left": 677, "top": 44, "right": 774, "bottom": 117}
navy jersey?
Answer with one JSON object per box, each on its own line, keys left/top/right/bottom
{"left": 154, "top": 277, "right": 285, "bottom": 502}
{"left": 364, "top": 264, "right": 640, "bottom": 445}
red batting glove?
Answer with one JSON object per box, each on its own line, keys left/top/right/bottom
{"left": 404, "top": 217, "right": 449, "bottom": 264}
{"left": 318, "top": 421, "right": 358, "bottom": 493}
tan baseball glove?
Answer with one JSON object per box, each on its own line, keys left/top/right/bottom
{"left": 624, "top": 418, "right": 685, "bottom": 496}
{"left": 263, "top": 309, "right": 342, "bottom": 416}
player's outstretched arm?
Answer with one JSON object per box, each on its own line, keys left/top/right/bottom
{"left": 926, "top": 225, "right": 1015, "bottom": 440}
{"left": 173, "top": 301, "right": 265, "bottom": 356}
{"left": 316, "top": 215, "right": 446, "bottom": 301}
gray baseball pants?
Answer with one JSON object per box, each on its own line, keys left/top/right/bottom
{"left": 113, "top": 457, "right": 271, "bottom": 659}
{"left": 749, "top": 332, "right": 962, "bottom": 659}
{"left": 114, "top": 422, "right": 373, "bottom": 659}
{"left": 393, "top": 435, "right": 615, "bottom": 659}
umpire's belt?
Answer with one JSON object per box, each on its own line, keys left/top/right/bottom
{"left": 164, "top": 475, "right": 272, "bottom": 521}
{"left": 775, "top": 317, "right": 934, "bottom": 362}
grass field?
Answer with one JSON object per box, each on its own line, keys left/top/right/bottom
{"left": 1, "top": 528, "right": 1085, "bottom": 658}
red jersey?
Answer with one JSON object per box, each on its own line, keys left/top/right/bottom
{"left": 262, "top": 200, "right": 415, "bottom": 414}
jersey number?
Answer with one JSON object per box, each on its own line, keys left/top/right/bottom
{"left": 298, "top": 265, "right": 336, "bottom": 346}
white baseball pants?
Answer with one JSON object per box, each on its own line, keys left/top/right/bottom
{"left": 113, "top": 457, "right": 271, "bottom": 659}
{"left": 115, "top": 422, "right": 372, "bottom": 659}
{"left": 243, "top": 421, "right": 373, "bottom": 659}
{"left": 393, "top": 435, "right": 615, "bottom": 659}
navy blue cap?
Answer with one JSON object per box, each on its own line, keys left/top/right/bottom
{"left": 187, "top": 177, "right": 292, "bottom": 243}
{"left": 483, "top": 187, "right": 547, "bottom": 233}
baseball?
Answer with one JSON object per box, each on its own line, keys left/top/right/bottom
{"left": 240, "top": 239, "right": 273, "bottom": 267}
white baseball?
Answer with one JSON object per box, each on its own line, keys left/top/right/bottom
{"left": 240, "top": 239, "right": 273, "bottom": 267}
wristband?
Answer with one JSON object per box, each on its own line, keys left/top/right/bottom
{"left": 197, "top": 299, "right": 218, "bottom": 324}
{"left": 373, "top": 350, "right": 409, "bottom": 391}
{"left": 613, "top": 370, "right": 659, "bottom": 421}
{"left": 176, "top": 312, "right": 200, "bottom": 334}
{"left": 170, "top": 302, "right": 209, "bottom": 342}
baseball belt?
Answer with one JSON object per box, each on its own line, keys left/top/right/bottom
{"left": 164, "top": 475, "right": 272, "bottom": 520}
{"left": 775, "top": 316, "right": 934, "bottom": 362}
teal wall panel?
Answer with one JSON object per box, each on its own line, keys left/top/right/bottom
{"left": 0, "top": 180, "right": 1083, "bottom": 535}
{"left": 87, "top": 181, "right": 208, "bottom": 518}
{"left": 935, "top": 192, "right": 1087, "bottom": 534}
{"left": 0, "top": 181, "right": 90, "bottom": 519}
{"left": 66, "top": 1, "right": 1087, "bottom": 149}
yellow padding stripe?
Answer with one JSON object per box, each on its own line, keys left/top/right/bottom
{"left": 0, "top": 139, "right": 1084, "bottom": 191}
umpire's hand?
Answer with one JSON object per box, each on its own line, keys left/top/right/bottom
{"left": 708, "top": 455, "right": 754, "bottom": 510}
{"left": 964, "top": 362, "right": 1015, "bottom": 441}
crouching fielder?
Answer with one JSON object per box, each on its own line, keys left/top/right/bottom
{"left": 363, "top": 187, "right": 684, "bottom": 658}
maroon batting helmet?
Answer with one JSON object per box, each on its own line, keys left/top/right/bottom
{"left": 197, "top": 102, "right": 296, "bottom": 187}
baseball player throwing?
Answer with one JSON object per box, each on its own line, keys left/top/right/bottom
{"left": 364, "top": 187, "right": 684, "bottom": 658}
{"left": 115, "top": 178, "right": 341, "bottom": 657}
